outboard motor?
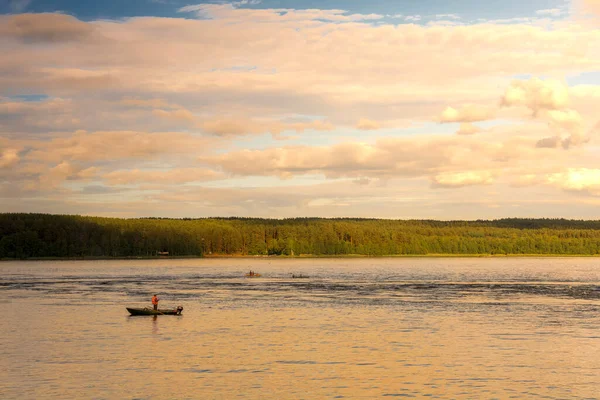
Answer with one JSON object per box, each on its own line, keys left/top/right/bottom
{"left": 176, "top": 306, "right": 183, "bottom": 315}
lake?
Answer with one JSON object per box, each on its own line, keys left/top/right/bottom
{"left": 1, "top": 257, "right": 600, "bottom": 399}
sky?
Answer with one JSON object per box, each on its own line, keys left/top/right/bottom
{"left": 1, "top": 0, "right": 600, "bottom": 219}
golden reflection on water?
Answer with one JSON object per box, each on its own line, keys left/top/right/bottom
{"left": 2, "top": 297, "right": 600, "bottom": 399}
{"left": 2, "top": 258, "right": 600, "bottom": 399}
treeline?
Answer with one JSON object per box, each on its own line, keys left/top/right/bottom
{"left": 2, "top": 213, "right": 600, "bottom": 259}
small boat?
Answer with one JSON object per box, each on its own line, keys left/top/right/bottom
{"left": 245, "top": 273, "right": 261, "bottom": 278}
{"left": 126, "top": 306, "right": 183, "bottom": 316}
{"left": 292, "top": 274, "right": 309, "bottom": 279}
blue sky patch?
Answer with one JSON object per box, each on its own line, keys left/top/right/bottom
{"left": 9, "top": 94, "right": 49, "bottom": 102}
{"left": 1, "top": 0, "right": 570, "bottom": 23}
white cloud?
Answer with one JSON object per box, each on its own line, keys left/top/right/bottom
{"left": 535, "top": 8, "right": 564, "bottom": 17}
{"left": 232, "top": 0, "right": 262, "bottom": 6}
{"left": 8, "top": 0, "right": 31, "bottom": 12}
{"left": 435, "top": 14, "right": 460, "bottom": 19}
{"left": 178, "top": 4, "right": 384, "bottom": 22}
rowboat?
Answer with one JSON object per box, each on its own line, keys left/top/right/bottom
{"left": 245, "top": 272, "right": 261, "bottom": 277}
{"left": 126, "top": 306, "right": 183, "bottom": 316}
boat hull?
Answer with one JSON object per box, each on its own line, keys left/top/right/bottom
{"left": 126, "top": 307, "right": 182, "bottom": 316}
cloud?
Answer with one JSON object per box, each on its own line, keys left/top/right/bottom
{"left": 203, "top": 142, "right": 389, "bottom": 179}
{"left": 189, "top": 117, "right": 598, "bottom": 192}
{"left": 0, "top": 97, "right": 80, "bottom": 133}
{"left": 512, "top": 173, "right": 543, "bottom": 187}
{"left": 440, "top": 105, "right": 495, "bottom": 123}
{"left": 432, "top": 171, "right": 494, "bottom": 187}
{"left": 546, "top": 168, "right": 600, "bottom": 193}
{"left": 2, "top": 13, "right": 600, "bottom": 126}
{"left": 546, "top": 109, "right": 588, "bottom": 148}
{"left": 25, "top": 130, "right": 212, "bottom": 163}
{"left": 501, "top": 78, "right": 570, "bottom": 114}
{"left": 546, "top": 109, "right": 586, "bottom": 145}
{"left": 2, "top": 11, "right": 600, "bottom": 216}
{"left": 356, "top": 118, "right": 381, "bottom": 130}
{"left": 0, "top": 129, "right": 217, "bottom": 191}
{"left": 35, "top": 161, "right": 99, "bottom": 190}
{"left": 103, "top": 168, "right": 222, "bottom": 185}
{"left": 580, "top": 0, "right": 600, "bottom": 17}
{"left": 152, "top": 108, "right": 196, "bottom": 123}
{"left": 145, "top": 180, "right": 442, "bottom": 218}
{"left": 232, "top": 0, "right": 262, "bottom": 6}
{"left": 179, "top": 4, "right": 383, "bottom": 22}
{"left": 201, "top": 135, "right": 510, "bottom": 183}
{"left": 547, "top": 109, "right": 583, "bottom": 129}
{"left": 199, "top": 118, "right": 333, "bottom": 136}
{"left": 0, "top": 148, "right": 19, "bottom": 168}
{"left": 535, "top": 8, "right": 565, "bottom": 17}
{"left": 0, "top": 13, "right": 95, "bottom": 43}
{"left": 120, "top": 98, "right": 174, "bottom": 109}
{"left": 8, "top": 0, "right": 31, "bottom": 12}
{"left": 435, "top": 14, "right": 461, "bottom": 20}
{"left": 0, "top": 97, "right": 73, "bottom": 115}
{"left": 535, "top": 136, "right": 561, "bottom": 148}
{"left": 500, "top": 78, "right": 591, "bottom": 148}
{"left": 455, "top": 123, "right": 482, "bottom": 135}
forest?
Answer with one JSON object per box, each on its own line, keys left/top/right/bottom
{"left": 3, "top": 213, "right": 600, "bottom": 259}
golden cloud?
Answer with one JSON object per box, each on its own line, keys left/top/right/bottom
{"left": 455, "top": 123, "right": 482, "bottom": 135}
{"left": 546, "top": 168, "right": 600, "bottom": 192}
{"left": 103, "top": 168, "right": 222, "bottom": 185}
{"left": 0, "top": 13, "right": 95, "bottom": 43}
{"left": 433, "top": 171, "right": 495, "bottom": 187}
{"left": 440, "top": 105, "right": 495, "bottom": 123}
{"left": 356, "top": 118, "right": 381, "bottom": 130}
{"left": 501, "top": 78, "right": 570, "bottom": 113}
{"left": 0, "top": 148, "right": 19, "bottom": 168}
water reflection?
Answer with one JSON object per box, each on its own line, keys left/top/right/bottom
{"left": 2, "top": 258, "right": 600, "bottom": 399}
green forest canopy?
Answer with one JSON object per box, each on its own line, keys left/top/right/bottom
{"left": 2, "top": 213, "right": 600, "bottom": 259}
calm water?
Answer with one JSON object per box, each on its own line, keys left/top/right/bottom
{"left": 1, "top": 257, "right": 600, "bottom": 399}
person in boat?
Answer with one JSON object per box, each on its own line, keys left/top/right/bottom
{"left": 152, "top": 294, "right": 159, "bottom": 311}
{"left": 249, "top": 270, "right": 254, "bottom": 277}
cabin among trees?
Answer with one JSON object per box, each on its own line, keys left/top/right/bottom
{"left": 2, "top": 213, "right": 600, "bottom": 259}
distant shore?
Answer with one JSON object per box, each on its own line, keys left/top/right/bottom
{"left": 5, "top": 214, "right": 600, "bottom": 260}
{"left": 2, "top": 253, "right": 599, "bottom": 261}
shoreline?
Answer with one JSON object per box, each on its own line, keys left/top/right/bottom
{"left": 2, "top": 253, "right": 599, "bottom": 261}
